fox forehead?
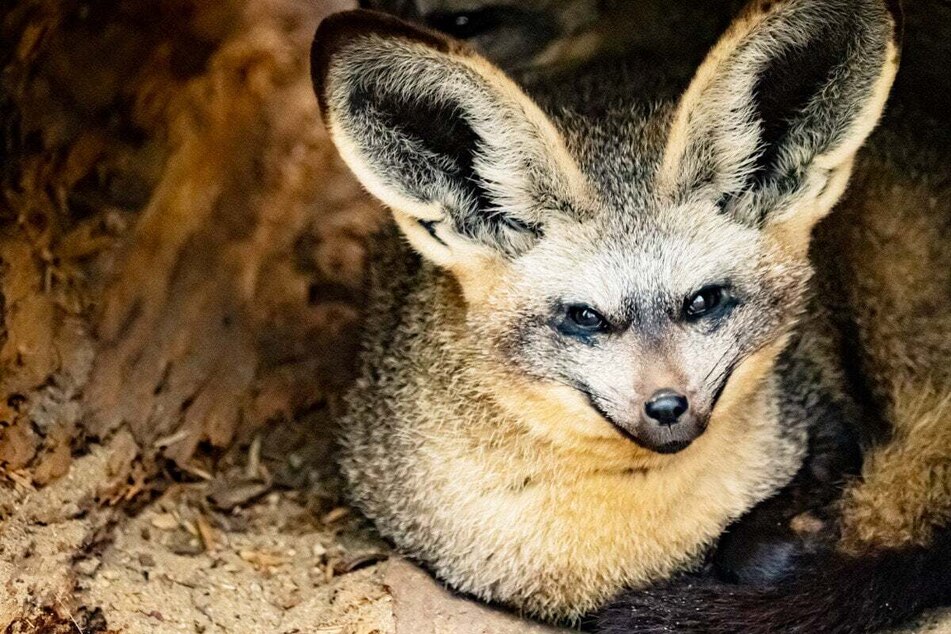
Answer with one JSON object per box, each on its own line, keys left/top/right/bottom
{"left": 509, "top": 206, "right": 766, "bottom": 309}
{"left": 495, "top": 96, "right": 798, "bottom": 312}
{"left": 553, "top": 102, "right": 674, "bottom": 209}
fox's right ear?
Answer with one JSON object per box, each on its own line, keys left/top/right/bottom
{"left": 312, "top": 10, "right": 590, "bottom": 273}
{"left": 660, "top": 0, "right": 901, "bottom": 251}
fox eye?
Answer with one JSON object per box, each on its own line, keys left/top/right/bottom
{"left": 684, "top": 286, "right": 729, "bottom": 320}
{"left": 426, "top": 9, "right": 503, "bottom": 40}
{"left": 563, "top": 304, "right": 610, "bottom": 333}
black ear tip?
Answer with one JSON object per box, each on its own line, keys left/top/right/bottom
{"left": 311, "top": 10, "right": 373, "bottom": 118}
{"left": 310, "top": 9, "right": 464, "bottom": 119}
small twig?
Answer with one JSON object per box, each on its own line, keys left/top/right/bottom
{"left": 59, "top": 603, "right": 84, "bottom": 634}
{"left": 153, "top": 429, "right": 189, "bottom": 448}
{"left": 246, "top": 434, "right": 262, "bottom": 479}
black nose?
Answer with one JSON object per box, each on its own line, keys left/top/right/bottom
{"left": 644, "top": 389, "right": 689, "bottom": 426}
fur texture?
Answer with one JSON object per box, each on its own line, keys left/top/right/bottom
{"left": 312, "top": 0, "right": 948, "bottom": 629}
{"left": 598, "top": 528, "right": 951, "bottom": 634}
{"left": 824, "top": 127, "right": 951, "bottom": 554}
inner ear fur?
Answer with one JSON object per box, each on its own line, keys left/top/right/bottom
{"left": 661, "top": 0, "right": 901, "bottom": 233}
{"left": 311, "top": 10, "right": 592, "bottom": 270}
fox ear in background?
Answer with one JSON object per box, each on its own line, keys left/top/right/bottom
{"left": 311, "top": 10, "right": 591, "bottom": 274}
{"left": 661, "top": 0, "right": 901, "bottom": 249}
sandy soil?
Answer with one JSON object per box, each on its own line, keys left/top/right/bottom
{"left": 0, "top": 406, "right": 570, "bottom": 634}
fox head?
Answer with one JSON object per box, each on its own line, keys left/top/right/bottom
{"left": 313, "top": 0, "right": 900, "bottom": 457}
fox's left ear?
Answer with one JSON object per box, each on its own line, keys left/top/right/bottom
{"left": 661, "top": 0, "right": 901, "bottom": 249}
{"left": 311, "top": 9, "right": 591, "bottom": 279}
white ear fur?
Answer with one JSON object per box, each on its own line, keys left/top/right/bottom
{"left": 325, "top": 114, "right": 474, "bottom": 269}
{"left": 659, "top": 0, "right": 900, "bottom": 240}
{"left": 313, "top": 11, "right": 593, "bottom": 274}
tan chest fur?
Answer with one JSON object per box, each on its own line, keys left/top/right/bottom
{"left": 359, "top": 331, "right": 805, "bottom": 620}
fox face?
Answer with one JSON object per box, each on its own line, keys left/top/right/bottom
{"left": 479, "top": 197, "right": 811, "bottom": 454}
{"left": 314, "top": 1, "right": 898, "bottom": 456}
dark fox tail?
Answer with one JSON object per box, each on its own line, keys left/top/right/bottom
{"left": 596, "top": 527, "right": 951, "bottom": 634}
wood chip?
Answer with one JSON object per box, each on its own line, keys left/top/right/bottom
{"left": 208, "top": 477, "right": 271, "bottom": 510}
{"left": 153, "top": 430, "right": 189, "bottom": 449}
{"left": 150, "top": 513, "right": 179, "bottom": 531}
{"left": 239, "top": 549, "right": 286, "bottom": 569}
{"left": 179, "top": 462, "right": 214, "bottom": 481}
{"left": 246, "top": 434, "right": 262, "bottom": 479}
{"left": 195, "top": 515, "right": 219, "bottom": 551}
{"left": 6, "top": 469, "right": 34, "bottom": 490}
{"left": 321, "top": 507, "right": 350, "bottom": 525}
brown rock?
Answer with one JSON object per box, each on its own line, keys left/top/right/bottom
{"left": 384, "top": 560, "right": 570, "bottom": 634}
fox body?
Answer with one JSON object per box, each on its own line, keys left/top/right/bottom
{"left": 313, "top": 0, "right": 951, "bottom": 631}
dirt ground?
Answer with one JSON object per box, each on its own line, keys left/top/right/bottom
{"left": 2, "top": 1, "right": 950, "bottom": 633}
{"left": 1, "top": 417, "right": 573, "bottom": 634}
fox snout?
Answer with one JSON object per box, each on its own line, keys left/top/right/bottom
{"left": 643, "top": 389, "right": 689, "bottom": 426}
{"left": 615, "top": 387, "right": 707, "bottom": 455}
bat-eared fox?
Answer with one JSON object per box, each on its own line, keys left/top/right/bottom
{"left": 311, "top": 0, "right": 951, "bottom": 631}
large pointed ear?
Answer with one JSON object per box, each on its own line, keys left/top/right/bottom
{"left": 311, "top": 10, "right": 591, "bottom": 273}
{"left": 659, "top": 0, "right": 901, "bottom": 250}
